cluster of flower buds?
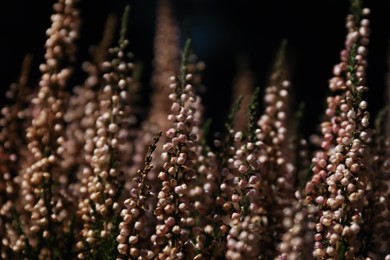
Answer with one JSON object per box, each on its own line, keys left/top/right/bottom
{"left": 0, "top": 56, "right": 32, "bottom": 256}
{"left": 20, "top": 0, "right": 80, "bottom": 256}
{"left": 151, "top": 48, "right": 200, "bottom": 258}
{"left": 305, "top": 5, "right": 373, "bottom": 259}
{"left": 78, "top": 7, "right": 134, "bottom": 256}
{"left": 116, "top": 131, "right": 161, "bottom": 259}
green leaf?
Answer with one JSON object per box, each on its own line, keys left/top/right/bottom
{"left": 119, "top": 5, "right": 131, "bottom": 46}
{"left": 226, "top": 95, "right": 243, "bottom": 133}
{"left": 248, "top": 87, "right": 260, "bottom": 142}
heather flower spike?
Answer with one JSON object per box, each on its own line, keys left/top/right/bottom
{"left": 77, "top": 4, "right": 134, "bottom": 258}
{"left": 0, "top": 0, "right": 389, "bottom": 259}
{"left": 117, "top": 131, "right": 161, "bottom": 259}
{"left": 19, "top": 0, "right": 80, "bottom": 257}
{"left": 0, "top": 54, "right": 33, "bottom": 258}
{"left": 151, "top": 38, "right": 202, "bottom": 259}
{"left": 150, "top": 0, "right": 180, "bottom": 133}
{"left": 305, "top": 0, "right": 375, "bottom": 258}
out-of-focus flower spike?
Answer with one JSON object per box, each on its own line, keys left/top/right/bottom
{"left": 232, "top": 54, "right": 255, "bottom": 132}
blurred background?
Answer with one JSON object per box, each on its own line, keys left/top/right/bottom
{"left": 0, "top": 0, "right": 389, "bottom": 137}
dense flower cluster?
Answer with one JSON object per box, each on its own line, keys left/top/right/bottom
{"left": 305, "top": 4, "right": 376, "bottom": 259}
{"left": 0, "top": 0, "right": 389, "bottom": 259}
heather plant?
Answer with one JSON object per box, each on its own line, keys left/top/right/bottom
{"left": 305, "top": 3, "right": 375, "bottom": 258}
{"left": 0, "top": 0, "right": 390, "bottom": 259}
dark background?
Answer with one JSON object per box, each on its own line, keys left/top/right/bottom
{"left": 0, "top": 0, "right": 389, "bottom": 138}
